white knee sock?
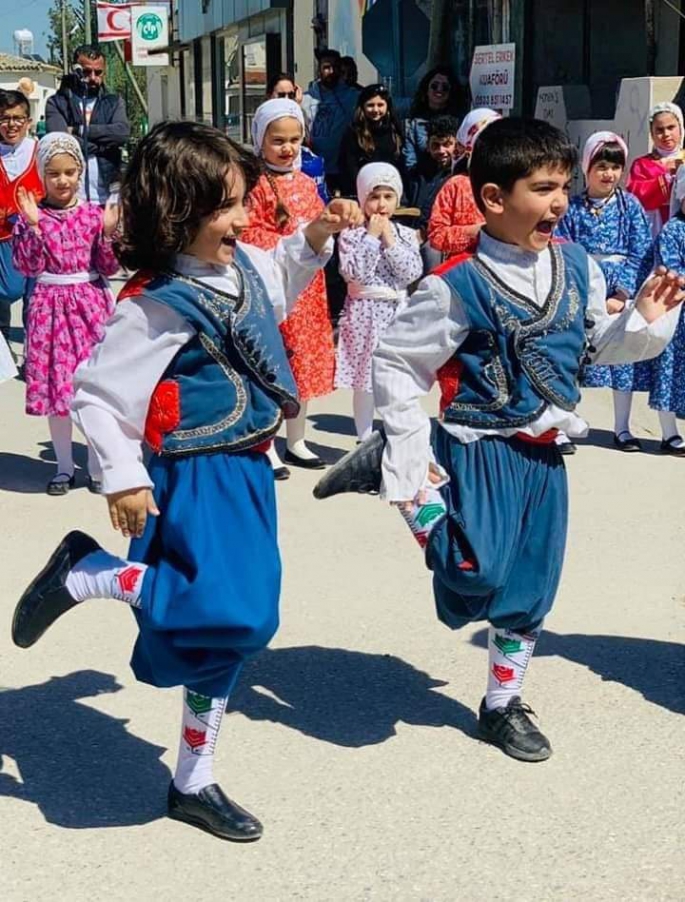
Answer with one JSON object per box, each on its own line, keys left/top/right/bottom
{"left": 65, "top": 550, "right": 147, "bottom": 606}
{"left": 48, "top": 415, "right": 74, "bottom": 478}
{"left": 398, "top": 484, "right": 447, "bottom": 548}
{"left": 286, "top": 403, "right": 318, "bottom": 459}
{"left": 658, "top": 410, "right": 682, "bottom": 442}
{"left": 266, "top": 441, "right": 283, "bottom": 470}
{"left": 86, "top": 442, "right": 102, "bottom": 480}
{"left": 613, "top": 390, "right": 634, "bottom": 438}
{"left": 485, "top": 624, "right": 541, "bottom": 711}
{"left": 173, "top": 689, "right": 226, "bottom": 794}
{"left": 352, "top": 390, "right": 375, "bottom": 442}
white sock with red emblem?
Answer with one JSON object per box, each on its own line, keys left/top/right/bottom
{"left": 173, "top": 689, "right": 227, "bottom": 794}
{"left": 65, "top": 551, "right": 148, "bottom": 606}
{"left": 485, "top": 624, "right": 542, "bottom": 711}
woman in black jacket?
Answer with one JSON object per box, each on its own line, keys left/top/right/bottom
{"left": 337, "top": 84, "right": 405, "bottom": 198}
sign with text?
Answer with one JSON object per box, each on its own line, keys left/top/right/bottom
{"left": 97, "top": 3, "right": 131, "bottom": 43}
{"left": 130, "top": 6, "right": 169, "bottom": 66}
{"left": 469, "top": 43, "right": 516, "bottom": 111}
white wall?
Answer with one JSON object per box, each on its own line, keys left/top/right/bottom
{"left": 0, "top": 70, "right": 60, "bottom": 123}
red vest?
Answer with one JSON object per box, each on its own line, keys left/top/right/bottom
{"left": 0, "top": 144, "right": 44, "bottom": 242}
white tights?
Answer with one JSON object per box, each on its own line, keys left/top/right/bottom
{"left": 267, "top": 402, "right": 320, "bottom": 466}
{"left": 48, "top": 415, "right": 101, "bottom": 479}
{"left": 352, "top": 390, "right": 375, "bottom": 442}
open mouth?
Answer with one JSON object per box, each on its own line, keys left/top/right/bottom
{"left": 535, "top": 220, "right": 556, "bottom": 236}
{"left": 220, "top": 236, "right": 237, "bottom": 247}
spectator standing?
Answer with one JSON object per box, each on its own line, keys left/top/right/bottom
{"left": 338, "top": 84, "right": 405, "bottom": 198}
{"left": 340, "top": 57, "right": 365, "bottom": 91}
{"left": 46, "top": 44, "right": 130, "bottom": 205}
{"left": 403, "top": 67, "right": 465, "bottom": 172}
{"left": 302, "top": 49, "right": 360, "bottom": 194}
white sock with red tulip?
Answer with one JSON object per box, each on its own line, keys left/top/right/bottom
{"left": 174, "top": 689, "right": 227, "bottom": 794}
{"left": 65, "top": 551, "right": 147, "bottom": 606}
{"left": 485, "top": 624, "right": 542, "bottom": 711}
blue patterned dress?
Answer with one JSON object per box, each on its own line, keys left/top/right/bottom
{"left": 557, "top": 189, "right": 653, "bottom": 390}
{"left": 650, "top": 215, "right": 685, "bottom": 415}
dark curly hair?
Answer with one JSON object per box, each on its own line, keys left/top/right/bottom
{"left": 116, "top": 121, "right": 260, "bottom": 272}
{"left": 409, "top": 66, "right": 464, "bottom": 119}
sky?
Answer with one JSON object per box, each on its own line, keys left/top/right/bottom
{"left": 0, "top": 0, "right": 56, "bottom": 60}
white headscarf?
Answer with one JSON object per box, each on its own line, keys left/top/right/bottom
{"left": 356, "top": 162, "right": 403, "bottom": 209}
{"left": 251, "top": 99, "right": 305, "bottom": 172}
{"left": 649, "top": 102, "right": 684, "bottom": 157}
{"left": 36, "top": 131, "right": 84, "bottom": 180}
{"left": 581, "top": 131, "right": 628, "bottom": 177}
{"left": 456, "top": 108, "right": 501, "bottom": 154}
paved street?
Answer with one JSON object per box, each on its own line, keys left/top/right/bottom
{"left": 0, "top": 337, "right": 683, "bottom": 901}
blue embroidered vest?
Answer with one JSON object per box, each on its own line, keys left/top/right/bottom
{"left": 122, "top": 246, "right": 299, "bottom": 457}
{"left": 437, "top": 242, "right": 589, "bottom": 430}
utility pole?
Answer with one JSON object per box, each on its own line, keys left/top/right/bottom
{"left": 84, "top": 0, "right": 92, "bottom": 44}
{"left": 61, "top": 0, "right": 69, "bottom": 74}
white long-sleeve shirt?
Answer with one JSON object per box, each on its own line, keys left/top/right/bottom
{"left": 372, "top": 230, "right": 681, "bottom": 502}
{"left": 72, "top": 231, "right": 332, "bottom": 495}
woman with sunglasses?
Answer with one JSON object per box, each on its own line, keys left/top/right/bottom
{"left": 266, "top": 73, "right": 328, "bottom": 202}
{"left": 403, "top": 66, "right": 465, "bottom": 173}
{"left": 338, "top": 84, "right": 405, "bottom": 199}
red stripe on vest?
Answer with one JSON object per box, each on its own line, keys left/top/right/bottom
{"left": 432, "top": 251, "right": 474, "bottom": 277}
{"left": 118, "top": 270, "right": 156, "bottom": 302}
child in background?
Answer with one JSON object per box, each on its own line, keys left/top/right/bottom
{"left": 315, "top": 118, "right": 683, "bottom": 763}
{"left": 557, "top": 132, "right": 653, "bottom": 453}
{"left": 241, "top": 99, "right": 334, "bottom": 478}
{"left": 427, "top": 108, "right": 499, "bottom": 259}
{"left": 12, "top": 121, "right": 361, "bottom": 841}
{"left": 627, "top": 102, "right": 683, "bottom": 237}
{"left": 336, "top": 163, "right": 423, "bottom": 441}
{"left": 0, "top": 89, "right": 43, "bottom": 356}
{"left": 13, "top": 132, "right": 118, "bottom": 494}
{"left": 646, "top": 166, "right": 685, "bottom": 454}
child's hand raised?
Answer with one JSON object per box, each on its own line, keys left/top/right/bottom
{"left": 304, "top": 199, "right": 363, "bottom": 253}
{"left": 367, "top": 214, "right": 386, "bottom": 239}
{"left": 107, "top": 487, "right": 159, "bottom": 539}
{"left": 103, "top": 201, "right": 121, "bottom": 238}
{"left": 636, "top": 266, "right": 685, "bottom": 323}
{"left": 17, "top": 187, "right": 40, "bottom": 227}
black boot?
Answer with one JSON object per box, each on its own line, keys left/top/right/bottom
{"left": 478, "top": 696, "right": 552, "bottom": 762}
{"left": 168, "top": 782, "right": 263, "bottom": 841}
{"left": 12, "top": 531, "right": 102, "bottom": 649}
{"left": 312, "top": 429, "right": 385, "bottom": 500}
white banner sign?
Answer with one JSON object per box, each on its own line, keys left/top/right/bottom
{"left": 96, "top": 3, "right": 131, "bottom": 43}
{"left": 131, "top": 6, "right": 170, "bottom": 66}
{"left": 469, "top": 43, "right": 516, "bottom": 111}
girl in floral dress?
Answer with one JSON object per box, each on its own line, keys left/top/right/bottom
{"left": 13, "top": 132, "right": 119, "bottom": 494}
{"left": 241, "top": 99, "right": 334, "bottom": 478}
{"left": 336, "top": 163, "right": 423, "bottom": 441}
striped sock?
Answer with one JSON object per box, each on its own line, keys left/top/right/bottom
{"left": 173, "top": 689, "right": 227, "bottom": 795}
{"left": 485, "top": 624, "right": 542, "bottom": 711}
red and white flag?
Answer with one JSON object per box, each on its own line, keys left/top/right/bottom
{"left": 97, "top": 3, "right": 132, "bottom": 43}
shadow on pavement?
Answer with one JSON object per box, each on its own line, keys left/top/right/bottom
{"left": 0, "top": 442, "right": 89, "bottom": 493}
{"left": 272, "top": 435, "right": 347, "bottom": 466}
{"left": 232, "top": 645, "right": 478, "bottom": 746}
{"left": 470, "top": 628, "right": 685, "bottom": 715}
{"left": 308, "top": 412, "right": 359, "bottom": 438}
{"left": 577, "top": 427, "right": 663, "bottom": 455}
{"left": 0, "top": 670, "right": 170, "bottom": 828}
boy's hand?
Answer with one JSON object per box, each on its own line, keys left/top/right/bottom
{"left": 17, "top": 187, "right": 39, "bottom": 227}
{"left": 304, "top": 199, "right": 363, "bottom": 253}
{"left": 393, "top": 463, "right": 444, "bottom": 512}
{"left": 606, "top": 296, "right": 626, "bottom": 314}
{"left": 107, "top": 488, "right": 159, "bottom": 539}
{"left": 636, "top": 266, "right": 685, "bottom": 323}
{"left": 103, "top": 201, "right": 120, "bottom": 238}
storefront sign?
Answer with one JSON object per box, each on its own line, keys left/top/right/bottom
{"left": 130, "top": 6, "right": 170, "bottom": 66}
{"left": 469, "top": 43, "right": 516, "bottom": 111}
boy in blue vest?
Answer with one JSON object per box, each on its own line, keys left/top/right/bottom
{"left": 314, "top": 118, "right": 684, "bottom": 762}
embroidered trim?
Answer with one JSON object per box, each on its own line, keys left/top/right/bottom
{"left": 443, "top": 331, "right": 511, "bottom": 415}
{"left": 158, "top": 409, "right": 283, "bottom": 457}
{"left": 473, "top": 243, "right": 564, "bottom": 320}
{"left": 168, "top": 334, "right": 247, "bottom": 441}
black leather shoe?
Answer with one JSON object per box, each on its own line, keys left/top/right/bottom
{"left": 283, "top": 449, "right": 326, "bottom": 470}
{"left": 167, "top": 781, "right": 263, "bottom": 842}
{"left": 478, "top": 696, "right": 552, "bottom": 762}
{"left": 659, "top": 435, "right": 685, "bottom": 457}
{"left": 313, "top": 429, "right": 385, "bottom": 500}
{"left": 273, "top": 465, "right": 291, "bottom": 481}
{"left": 87, "top": 476, "right": 104, "bottom": 494}
{"left": 613, "top": 431, "right": 642, "bottom": 453}
{"left": 46, "top": 473, "right": 76, "bottom": 496}
{"left": 556, "top": 441, "right": 577, "bottom": 456}
{"left": 12, "top": 531, "right": 102, "bottom": 649}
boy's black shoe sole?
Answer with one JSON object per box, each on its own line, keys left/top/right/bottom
{"left": 168, "top": 782, "right": 263, "bottom": 842}
{"left": 313, "top": 429, "right": 385, "bottom": 499}
{"left": 12, "top": 530, "right": 101, "bottom": 649}
{"left": 478, "top": 696, "right": 552, "bottom": 762}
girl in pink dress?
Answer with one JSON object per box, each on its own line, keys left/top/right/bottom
{"left": 13, "top": 132, "right": 119, "bottom": 495}
{"left": 627, "top": 101, "right": 684, "bottom": 237}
